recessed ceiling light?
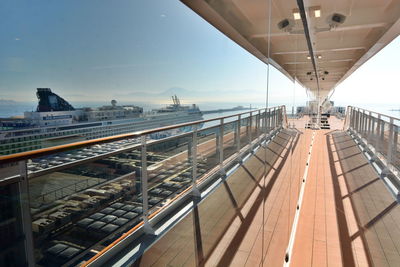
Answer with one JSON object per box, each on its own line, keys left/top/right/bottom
{"left": 314, "top": 9, "right": 321, "bottom": 18}
{"left": 293, "top": 12, "right": 301, "bottom": 20}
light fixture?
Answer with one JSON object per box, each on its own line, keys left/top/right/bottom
{"left": 317, "top": 55, "right": 322, "bottom": 59}
{"left": 309, "top": 6, "right": 321, "bottom": 18}
{"left": 307, "top": 55, "right": 311, "bottom": 60}
{"left": 292, "top": 8, "right": 301, "bottom": 20}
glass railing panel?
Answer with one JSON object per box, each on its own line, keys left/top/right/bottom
{"left": 197, "top": 179, "right": 237, "bottom": 262}
{"left": 240, "top": 117, "right": 250, "bottom": 150}
{"left": 222, "top": 121, "right": 238, "bottom": 162}
{"left": 251, "top": 113, "right": 259, "bottom": 143}
{"left": 28, "top": 143, "right": 142, "bottom": 266}
{"left": 0, "top": 164, "right": 27, "bottom": 266}
{"left": 0, "top": 107, "right": 284, "bottom": 266}
{"left": 349, "top": 108, "right": 400, "bottom": 173}
{"left": 134, "top": 212, "right": 196, "bottom": 266}
{"left": 259, "top": 110, "right": 267, "bottom": 136}
{"left": 146, "top": 133, "right": 194, "bottom": 214}
{"left": 196, "top": 126, "right": 220, "bottom": 178}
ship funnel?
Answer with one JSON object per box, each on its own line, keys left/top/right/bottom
{"left": 36, "top": 88, "right": 75, "bottom": 112}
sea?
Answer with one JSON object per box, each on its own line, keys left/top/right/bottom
{"left": 1, "top": 101, "right": 399, "bottom": 120}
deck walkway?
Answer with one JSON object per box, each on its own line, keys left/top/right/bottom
{"left": 134, "top": 117, "right": 400, "bottom": 266}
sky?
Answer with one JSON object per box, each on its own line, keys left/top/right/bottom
{"left": 0, "top": 0, "right": 398, "bottom": 111}
{"left": 331, "top": 35, "right": 400, "bottom": 107}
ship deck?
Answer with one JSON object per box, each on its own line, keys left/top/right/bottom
{"left": 135, "top": 116, "right": 400, "bottom": 266}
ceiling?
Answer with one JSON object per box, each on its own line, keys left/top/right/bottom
{"left": 181, "top": 0, "right": 400, "bottom": 101}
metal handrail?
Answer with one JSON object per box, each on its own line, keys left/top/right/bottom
{"left": 347, "top": 106, "right": 399, "bottom": 170}
{"left": 348, "top": 105, "right": 400, "bottom": 121}
{"left": 0, "top": 105, "right": 287, "bottom": 267}
{"left": 0, "top": 106, "right": 283, "bottom": 164}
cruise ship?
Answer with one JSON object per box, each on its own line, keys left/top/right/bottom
{"left": 0, "top": 89, "right": 203, "bottom": 155}
{"left": 0, "top": 0, "right": 399, "bottom": 267}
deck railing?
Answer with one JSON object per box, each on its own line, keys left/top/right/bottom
{"left": 346, "top": 106, "right": 400, "bottom": 175}
{"left": 0, "top": 106, "right": 286, "bottom": 267}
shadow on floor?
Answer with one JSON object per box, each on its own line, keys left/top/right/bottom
{"left": 329, "top": 131, "right": 400, "bottom": 267}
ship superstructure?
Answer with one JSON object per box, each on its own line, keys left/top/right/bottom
{"left": 0, "top": 89, "right": 202, "bottom": 155}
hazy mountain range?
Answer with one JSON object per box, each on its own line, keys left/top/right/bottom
{"left": 114, "top": 87, "right": 263, "bottom": 103}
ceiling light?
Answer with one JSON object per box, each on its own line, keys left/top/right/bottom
{"left": 314, "top": 9, "right": 321, "bottom": 18}
{"left": 317, "top": 55, "right": 322, "bottom": 59}
{"left": 293, "top": 12, "right": 301, "bottom": 20}
{"left": 307, "top": 55, "right": 311, "bottom": 60}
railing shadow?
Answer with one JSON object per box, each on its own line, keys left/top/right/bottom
{"left": 214, "top": 130, "right": 299, "bottom": 266}
{"left": 134, "top": 129, "right": 298, "bottom": 266}
{"left": 328, "top": 131, "right": 400, "bottom": 266}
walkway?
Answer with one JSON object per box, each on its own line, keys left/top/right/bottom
{"left": 133, "top": 117, "right": 400, "bottom": 266}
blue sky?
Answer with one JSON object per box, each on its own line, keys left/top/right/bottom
{"left": 332, "top": 35, "right": 400, "bottom": 107}
{"left": 0, "top": 0, "right": 397, "bottom": 110}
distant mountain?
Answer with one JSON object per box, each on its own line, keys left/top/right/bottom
{"left": 115, "top": 87, "right": 194, "bottom": 98}
{"left": 159, "top": 87, "right": 190, "bottom": 96}
{"left": 114, "top": 87, "right": 262, "bottom": 103}
{"left": 0, "top": 99, "right": 18, "bottom": 106}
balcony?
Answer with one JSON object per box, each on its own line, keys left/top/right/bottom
{"left": 1, "top": 106, "right": 400, "bottom": 266}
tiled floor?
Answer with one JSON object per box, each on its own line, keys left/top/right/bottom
{"left": 291, "top": 130, "right": 342, "bottom": 267}
{"left": 134, "top": 118, "right": 400, "bottom": 266}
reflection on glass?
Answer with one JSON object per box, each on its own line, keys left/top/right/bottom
{"left": 28, "top": 144, "right": 141, "bottom": 265}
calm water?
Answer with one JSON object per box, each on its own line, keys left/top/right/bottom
{"left": 1, "top": 101, "right": 399, "bottom": 120}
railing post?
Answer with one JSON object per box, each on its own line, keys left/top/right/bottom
{"left": 343, "top": 106, "right": 350, "bottom": 130}
{"left": 272, "top": 108, "right": 276, "bottom": 129}
{"left": 249, "top": 112, "right": 253, "bottom": 146}
{"left": 394, "top": 125, "right": 398, "bottom": 165}
{"left": 262, "top": 109, "right": 267, "bottom": 139}
{"left": 380, "top": 116, "right": 385, "bottom": 152}
{"left": 361, "top": 110, "right": 365, "bottom": 136}
{"left": 257, "top": 110, "right": 261, "bottom": 141}
{"left": 370, "top": 112, "right": 375, "bottom": 139}
{"left": 367, "top": 111, "right": 372, "bottom": 138}
{"left": 219, "top": 118, "right": 225, "bottom": 175}
{"left": 236, "top": 114, "right": 241, "bottom": 155}
{"left": 387, "top": 118, "right": 394, "bottom": 166}
{"left": 191, "top": 124, "right": 200, "bottom": 197}
{"left": 141, "top": 135, "right": 153, "bottom": 234}
{"left": 263, "top": 109, "right": 267, "bottom": 136}
{"left": 348, "top": 107, "right": 353, "bottom": 129}
{"left": 376, "top": 114, "right": 381, "bottom": 149}
{"left": 361, "top": 110, "right": 364, "bottom": 134}
{"left": 18, "top": 160, "right": 35, "bottom": 267}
